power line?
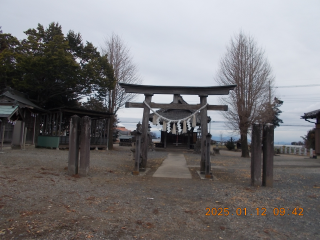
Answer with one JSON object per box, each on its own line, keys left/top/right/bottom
{"left": 275, "top": 84, "right": 320, "bottom": 88}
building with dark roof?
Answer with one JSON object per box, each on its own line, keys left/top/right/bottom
{"left": 301, "top": 109, "right": 320, "bottom": 156}
{"left": 0, "top": 88, "right": 113, "bottom": 149}
{"left": 149, "top": 94, "right": 210, "bottom": 149}
{"left": 0, "top": 88, "right": 46, "bottom": 147}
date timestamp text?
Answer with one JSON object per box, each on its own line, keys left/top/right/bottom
{"left": 205, "top": 207, "right": 303, "bottom": 216}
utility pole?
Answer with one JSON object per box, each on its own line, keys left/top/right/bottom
{"left": 269, "top": 80, "right": 271, "bottom": 104}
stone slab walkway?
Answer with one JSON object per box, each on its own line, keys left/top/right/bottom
{"left": 153, "top": 153, "right": 192, "bottom": 179}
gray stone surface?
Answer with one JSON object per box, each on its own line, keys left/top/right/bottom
{"left": 153, "top": 153, "right": 192, "bottom": 179}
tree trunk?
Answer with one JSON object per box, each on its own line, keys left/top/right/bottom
{"left": 241, "top": 132, "right": 250, "bottom": 157}
{"left": 108, "top": 116, "right": 114, "bottom": 150}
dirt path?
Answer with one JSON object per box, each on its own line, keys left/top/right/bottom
{"left": 0, "top": 146, "right": 319, "bottom": 239}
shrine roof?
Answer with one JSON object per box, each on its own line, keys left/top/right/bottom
{"left": 149, "top": 96, "right": 210, "bottom": 125}
{"left": 48, "top": 107, "right": 113, "bottom": 119}
{"left": 301, "top": 109, "right": 320, "bottom": 119}
{"left": 0, "top": 89, "right": 45, "bottom": 111}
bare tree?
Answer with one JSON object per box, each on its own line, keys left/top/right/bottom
{"left": 101, "top": 33, "right": 141, "bottom": 114}
{"left": 215, "top": 32, "right": 274, "bottom": 157}
{"left": 101, "top": 33, "right": 141, "bottom": 149}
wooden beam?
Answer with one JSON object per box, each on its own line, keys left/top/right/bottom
{"left": 120, "top": 83, "right": 236, "bottom": 95}
{"left": 125, "top": 102, "right": 228, "bottom": 111}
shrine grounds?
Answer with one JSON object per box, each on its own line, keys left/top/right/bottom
{"left": 0, "top": 145, "right": 319, "bottom": 239}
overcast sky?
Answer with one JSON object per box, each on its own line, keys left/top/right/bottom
{"left": 1, "top": 0, "right": 320, "bottom": 143}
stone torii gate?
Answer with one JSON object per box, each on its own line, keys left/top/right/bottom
{"left": 119, "top": 83, "right": 236, "bottom": 174}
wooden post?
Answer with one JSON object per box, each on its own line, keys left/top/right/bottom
{"left": 315, "top": 120, "right": 320, "bottom": 155}
{"left": 205, "top": 133, "right": 212, "bottom": 179}
{"left": 53, "top": 113, "right": 56, "bottom": 135}
{"left": 1, "top": 125, "right": 4, "bottom": 151}
{"left": 35, "top": 114, "right": 40, "bottom": 146}
{"left": 48, "top": 113, "right": 51, "bottom": 135}
{"left": 43, "top": 115, "right": 46, "bottom": 135}
{"left": 107, "top": 118, "right": 110, "bottom": 151}
{"left": 200, "top": 95, "right": 208, "bottom": 173}
{"left": 141, "top": 94, "right": 153, "bottom": 169}
{"left": 59, "top": 111, "right": 62, "bottom": 136}
{"left": 68, "top": 115, "right": 80, "bottom": 175}
{"left": 20, "top": 121, "right": 25, "bottom": 149}
{"left": 98, "top": 119, "right": 103, "bottom": 147}
{"left": 23, "top": 127, "right": 27, "bottom": 150}
{"left": 133, "top": 123, "right": 142, "bottom": 175}
{"left": 79, "top": 116, "right": 91, "bottom": 176}
{"left": 251, "top": 123, "right": 262, "bottom": 187}
{"left": 50, "top": 114, "right": 52, "bottom": 135}
{"left": 103, "top": 119, "right": 105, "bottom": 149}
{"left": 262, "top": 124, "right": 274, "bottom": 187}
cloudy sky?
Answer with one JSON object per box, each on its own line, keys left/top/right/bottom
{"left": 1, "top": 0, "right": 320, "bottom": 143}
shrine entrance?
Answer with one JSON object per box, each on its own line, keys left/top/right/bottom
{"left": 119, "top": 83, "right": 236, "bottom": 177}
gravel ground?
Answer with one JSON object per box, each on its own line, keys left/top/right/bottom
{"left": 0, "top": 145, "right": 319, "bottom": 239}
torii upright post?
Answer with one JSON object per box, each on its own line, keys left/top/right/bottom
{"left": 200, "top": 95, "right": 208, "bottom": 173}
{"left": 141, "top": 94, "right": 153, "bottom": 169}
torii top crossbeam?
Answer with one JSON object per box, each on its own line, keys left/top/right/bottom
{"left": 119, "top": 83, "right": 237, "bottom": 96}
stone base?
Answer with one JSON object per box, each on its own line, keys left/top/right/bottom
{"left": 132, "top": 168, "right": 151, "bottom": 176}
{"left": 205, "top": 174, "right": 213, "bottom": 179}
{"left": 197, "top": 171, "right": 217, "bottom": 180}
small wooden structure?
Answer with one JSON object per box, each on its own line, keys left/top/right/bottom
{"left": 120, "top": 83, "right": 236, "bottom": 175}
{"left": 0, "top": 88, "right": 46, "bottom": 148}
{"left": 38, "top": 107, "right": 113, "bottom": 149}
{"left": 301, "top": 109, "right": 320, "bottom": 156}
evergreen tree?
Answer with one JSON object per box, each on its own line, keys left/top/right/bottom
{"left": 301, "top": 128, "right": 315, "bottom": 149}
{"left": 0, "top": 31, "right": 20, "bottom": 90}
{"left": 272, "top": 97, "right": 283, "bottom": 128}
{"left": 0, "top": 22, "right": 116, "bottom": 108}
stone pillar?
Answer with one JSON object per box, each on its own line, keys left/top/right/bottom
{"left": 205, "top": 133, "right": 212, "bottom": 179}
{"left": 262, "top": 124, "right": 274, "bottom": 187}
{"left": 200, "top": 95, "right": 208, "bottom": 173}
{"left": 141, "top": 94, "right": 153, "bottom": 169}
{"left": 304, "top": 147, "right": 307, "bottom": 156}
{"left": 251, "top": 123, "right": 262, "bottom": 187}
{"left": 68, "top": 115, "right": 80, "bottom": 175}
{"left": 79, "top": 116, "right": 91, "bottom": 176}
